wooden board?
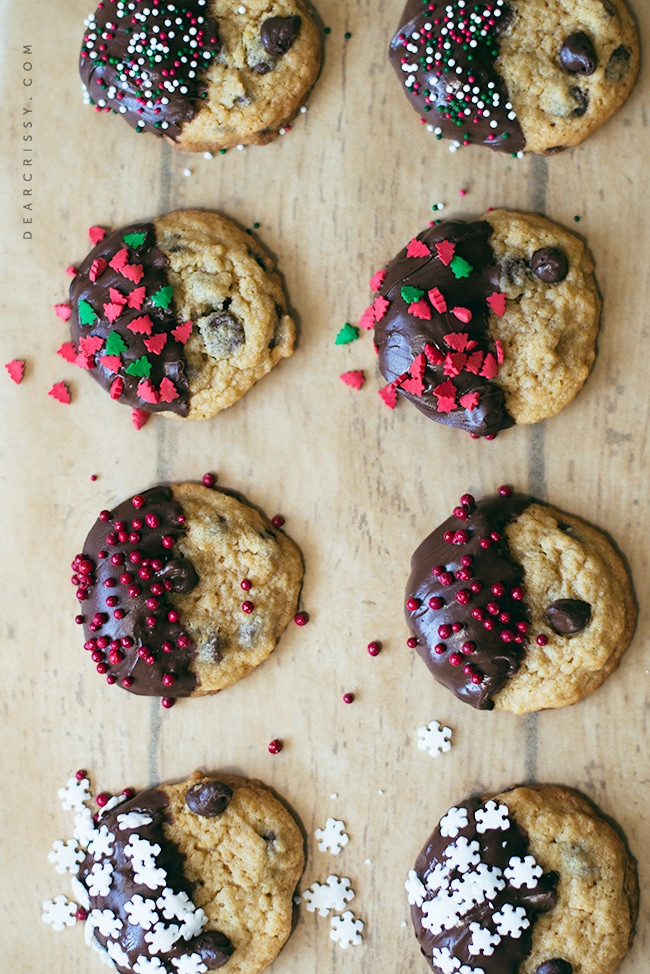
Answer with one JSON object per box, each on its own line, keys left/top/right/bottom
{"left": 0, "top": 1, "right": 648, "bottom": 971}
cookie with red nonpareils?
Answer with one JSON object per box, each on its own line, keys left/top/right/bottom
{"left": 407, "top": 784, "right": 638, "bottom": 974}
{"left": 389, "top": 0, "right": 639, "bottom": 155}
{"left": 63, "top": 210, "right": 295, "bottom": 420}
{"left": 80, "top": 0, "right": 322, "bottom": 151}
{"left": 370, "top": 210, "right": 600, "bottom": 438}
{"left": 405, "top": 487, "right": 636, "bottom": 712}
{"left": 72, "top": 481, "right": 304, "bottom": 704}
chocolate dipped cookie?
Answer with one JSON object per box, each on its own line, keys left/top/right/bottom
{"left": 368, "top": 210, "right": 600, "bottom": 438}
{"left": 389, "top": 0, "right": 639, "bottom": 154}
{"left": 404, "top": 486, "right": 636, "bottom": 712}
{"left": 69, "top": 771, "right": 304, "bottom": 974}
{"left": 80, "top": 0, "right": 322, "bottom": 151}
{"left": 71, "top": 481, "right": 304, "bottom": 706}
{"left": 60, "top": 210, "right": 295, "bottom": 420}
{"left": 406, "top": 785, "right": 638, "bottom": 974}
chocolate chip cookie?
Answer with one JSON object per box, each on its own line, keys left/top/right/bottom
{"left": 74, "top": 771, "right": 304, "bottom": 974}
{"left": 71, "top": 481, "right": 304, "bottom": 705}
{"left": 63, "top": 210, "right": 295, "bottom": 420}
{"left": 369, "top": 210, "right": 600, "bottom": 438}
{"left": 389, "top": 0, "right": 639, "bottom": 154}
{"left": 405, "top": 486, "right": 636, "bottom": 712}
{"left": 80, "top": 0, "right": 322, "bottom": 150}
{"left": 406, "top": 784, "right": 638, "bottom": 974}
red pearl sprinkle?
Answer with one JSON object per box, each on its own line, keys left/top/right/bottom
{"left": 241, "top": 600, "right": 255, "bottom": 614}
{"left": 161, "top": 697, "right": 175, "bottom": 709}
{"left": 498, "top": 485, "right": 513, "bottom": 497}
{"left": 122, "top": 676, "right": 133, "bottom": 688}
{"left": 449, "top": 653, "right": 462, "bottom": 666}
{"left": 406, "top": 597, "right": 421, "bottom": 611}
{"left": 460, "top": 493, "right": 475, "bottom": 509}
{"left": 240, "top": 578, "right": 252, "bottom": 591}
{"left": 511, "top": 587, "right": 525, "bottom": 601}
{"left": 294, "top": 611, "right": 309, "bottom": 626}
{"left": 75, "top": 769, "right": 87, "bottom": 781}
{"left": 434, "top": 642, "right": 446, "bottom": 654}
{"left": 438, "top": 624, "right": 452, "bottom": 639}
{"left": 162, "top": 673, "right": 176, "bottom": 687}
{"left": 96, "top": 792, "right": 109, "bottom": 807}
{"left": 367, "top": 641, "right": 381, "bottom": 656}
{"left": 271, "top": 514, "right": 285, "bottom": 527}
{"left": 202, "top": 472, "right": 216, "bottom": 487}
{"left": 268, "top": 738, "right": 283, "bottom": 754}
{"left": 76, "top": 908, "right": 88, "bottom": 922}
{"left": 429, "top": 596, "right": 444, "bottom": 610}
{"left": 132, "top": 495, "right": 145, "bottom": 508}
{"left": 406, "top": 636, "right": 418, "bottom": 648}
{"left": 536, "top": 633, "right": 549, "bottom": 646}
{"left": 342, "top": 692, "right": 355, "bottom": 704}
{"left": 471, "top": 671, "right": 483, "bottom": 685}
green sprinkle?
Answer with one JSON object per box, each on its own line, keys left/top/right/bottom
{"left": 335, "top": 322, "right": 360, "bottom": 346}
{"left": 151, "top": 285, "right": 173, "bottom": 309}
{"left": 123, "top": 231, "right": 146, "bottom": 249}
{"left": 105, "top": 331, "right": 128, "bottom": 356}
{"left": 401, "top": 285, "right": 424, "bottom": 304}
{"left": 125, "top": 356, "right": 152, "bottom": 378}
{"left": 253, "top": 222, "right": 260, "bottom": 229}
{"left": 573, "top": 215, "right": 581, "bottom": 222}
{"left": 344, "top": 31, "right": 352, "bottom": 39}
{"left": 324, "top": 26, "right": 331, "bottom": 34}
{"left": 450, "top": 256, "right": 473, "bottom": 279}
{"left": 78, "top": 300, "right": 98, "bottom": 326}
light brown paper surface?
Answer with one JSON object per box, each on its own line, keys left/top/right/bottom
{"left": 0, "top": 1, "right": 648, "bottom": 972}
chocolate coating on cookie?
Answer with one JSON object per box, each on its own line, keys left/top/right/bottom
{"left": 373, "top": 219, "right": 512, "bottom": 437}
{"left": 69, "top": 223, "right": 191, "bottom": 415}
{"left": 77, "top": 784, "right": 233, "bottom": 972}
{"left": 80, "top": 0, "right": 221, "bottom": 140}
{"left": 72, "top": 486, "right": 199, "bottom": 699}
{"left": 407, "top": 795, "right": 557, "bottom": 972}
{"left": 389, "top": 0, "right": 525, "bottom": 152}
{"left": 405, "top": 491, "right": 532, "bottom": 708}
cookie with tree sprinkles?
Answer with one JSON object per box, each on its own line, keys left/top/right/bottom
{"left": 71, "top": 481, "right": 304, "bottom": 706}
{"left": 59, "top": 210, "right": 295, "bottom": 420}
{"left": 79, "top": 0, "right": 322, "bottom": 151}
{"left": 389, "top": 0, "right": 639, "bottom": 154}
{"left": 404, "top": 486, "right": 636, "bottom": 713}
{"left": 368, "top": 209, "right": 600, "bottom": 438}
{"left": 407, "top": 784, "right": 638, "bottom": 974}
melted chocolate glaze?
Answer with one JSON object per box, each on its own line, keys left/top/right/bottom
{"left": 411, "top": 796, "right": 557, "bottom": 973}
{"left": 80, "top": 0, "right": 221, "bottom": 140}
{"left": 69, "top": 223, "right": 191, "bottom": 416}
{"left": 374, "top": 219, "right": 513, "bottom": 437}
{"left": 72, "top": 486, "right": 199, "bottom": 698}
{"left": 78, "top": 783, "right": 233, "bottom": 972}
{"left": 405, "top": 492, "right": 531, "bottom": 708}
{"left": 389, "top": 0, "right": 525, "bottom": 152}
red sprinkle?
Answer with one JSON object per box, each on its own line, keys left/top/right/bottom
{"left": 241, "top": 600, "right": 255, "bottom": 614}
{"left": 272, "top": 514, "right": 285, "bottom": 527}
{"left": 202, "top": 472, "right": 216, "bottom": 487}
{"left": 294, "top": 611, "right": 309, "bottom": 626}
{"left": 342, "top": 692, "right": 355, "bottom": 704}
{"left": 268, "top": 738, "right": 283, "bottom": 754}
{"left": 161, "top": 697, "right": 176, "bottom": 709}
{"left": 240, "top": 578, "right": 252, "bottom": 591}
{"left": 367, "top": 640, "right": 381, "bottom": 656}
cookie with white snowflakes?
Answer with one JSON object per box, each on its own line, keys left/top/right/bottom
{"left": 80, "top": 0, "right": 322, "bottom": 151}
{"left": 62, "top": 210, "right": 295, "bottom": 420}
{"left": 68, "top": 771, "right": 304, "bottom": 974}
{"left": 406, "top": 785, "right": 638, "bottom": 974}
{"left": 71, "top": 481, "right": 303, "bottom": 705}
{"left": 389, "top": 0, "right": 639, "bottom": 154}
{"left": 369, "top": 210, "right": 600, "bottom": 438}
{"left": 405, "top": 486, "right": 636, "bottom": 713}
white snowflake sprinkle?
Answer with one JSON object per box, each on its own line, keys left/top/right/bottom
{"left": 314, "top": 818, "right": 349, "bottom": 855}
{"left": 504, "top": 855, "right": 543, "bottom": 889}
{"left": 468, "top": 922, "right": 501, "bottom": 956}
{"left": 145, "top": 921, "right": 182, "bottom": 954}
{"left": 404, "top": 869, "right": 427, "bottom": 907}
{"left": 133, "top": 957, "right": 165, "bottom": 973}
{"left": 87, "top": 825, "right": 115, "bottom": 861}
{"left": 106, "top": 940, "right": 130, "bottom": 967}
{"left": 171, "top": 953, "right": 208, "bottom": 974}
{"left": 330, "top": 910, "right": 364, "bottom": 949}
{"left": 431, "top": 946, "right": 460, "bottom": 974}
{"left": 417, "top": 720, "right": 453, "bottom": 756}
{"left": 89, "top": 908, "right": 123, "bottom": 939}
{"left": 73, "top": 808, "right": 97, "bottom": 846}
{"left": 443, "top": 837, "right": 481, "bottom": 873}
{"left": 48, "top": 838, "right": 84, "bottom": 874}
{"left": 58, "top": 775, "right": 91, "bottom": 812}
{"left": 493, "top": 903, "right": 529, "bottom": 938}
{"left": 85, "top": 860, "right": 114, "bottom": 897}
{"left": 474, "top": 801, "right": 510, "bottom": 834}
{"left": 116, "top": 811, "right": 154, "bottom": 831}
{"left": 302, "top": 875, "right": 355, "bottom": 916}
{"left": 42, "top": 895, "right": 78, "bottom": 931}
{"left": 124, "top": 894, "right": 159, "bottom": 930}
{"left": 439, "top": 806, "right": 468, "bottom": 838}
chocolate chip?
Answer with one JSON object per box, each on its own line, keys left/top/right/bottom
{"left": 204, "top": 633, "right": 223, "bottom": 663}
{"left": 570, "top": 86, "right": 589, "bottom": 116}
{"left": 606, "top": 45, "right": 632, "bottom": 82}
{"left": 263, "top": 830, "right": 277, "bottom": 845}
{"left": 536, "top": 961, "right": 573, "bottom": 974}
{"left": 560, "top": 32, "right": 597, "bottom": 74}
{"left": 261, "top": 15, "right": 301, "bottom": 56}
{"left": 252, "top": 62, "right": 272, "bottom": 75}
{"left": 530, "top": 248, "right": 569, "bottom": 284}
{"left": 158, "top": 557, "right": 199, "bottom": 594}
{"left": 503, "top": 256, "right": 530, "bottom": 288}
{"left": 199, "top": 311, "right": 245, "bottom": 359}
{"left": 249, "top": 250, "right": 267, "bottom": 272}
{"left": 599, "top": 0, "right": 616, "bottom": 15}
{"left": 185, "top": 779, "right": 233, "bottom": 817}
{"left": 545, "top": 599, "right": 591, "bottom": 635}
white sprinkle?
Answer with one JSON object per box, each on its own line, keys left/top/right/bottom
{"left": 183, "top": 168, "right": 192, "bottom": 177}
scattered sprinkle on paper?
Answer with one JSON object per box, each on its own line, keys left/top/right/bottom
{"left": 315, "top": 818, "right": 349, "bottom": 855}
{"left": 5, "top": 359, "right": 25, "bottom": 384}
{"left": 417, "top": 719, "right": 453, "bottom": 757}
{"left": 330, "top": 910, "right": 364, "bottom": 949}
{"left": 48, "top": 381, "right": 71, "bottom": 404}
